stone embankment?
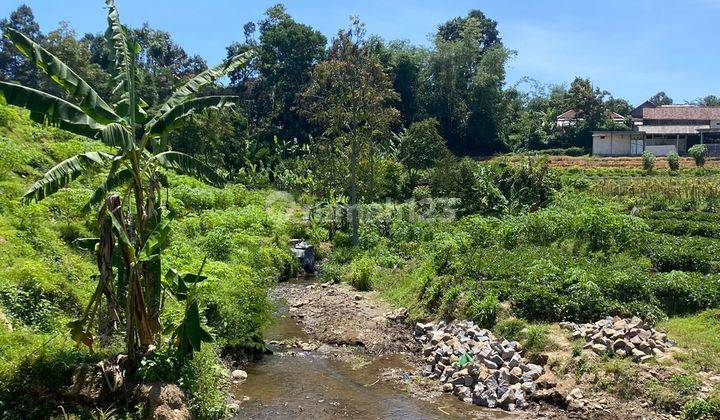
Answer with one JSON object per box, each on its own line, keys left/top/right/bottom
{"left": 559, "top": 316, "right": 674, "bottom": 362}
{"left": 415, "top": 320, "right": 545, "bottom": 411}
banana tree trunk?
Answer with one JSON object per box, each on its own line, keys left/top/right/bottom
{"left": 96, "top": 207, "right": 120, "bottom": 348}
{"left": 105, "top": 194, "right": 154, "bottom": 358}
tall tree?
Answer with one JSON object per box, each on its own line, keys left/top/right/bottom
{"left": 436, "top": 9, "right": 500, "bottom": 54}
{"left": 228, "top": 4, "right": 326, "bottom": 144}
{"left": 0, "top": 5, "right": 42, "bottom": 88}
{"left": 422, "top": 11, "right": 510, "bottom": 154}
{"left": 386, "top": 40, "right": 428, "bottom": 126}
{"left": 605, "top": 97, "right": 633, "bottom": 116}
{"left": 695, "top": 95, "right": 720, "bottom": 106}
{"left": 649, "top": 91, "right": 673, "bottom": 106}
{"left": 299, "top": 18, "right": 399, "bottom": 245}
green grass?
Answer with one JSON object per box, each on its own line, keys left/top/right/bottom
{"left": 0, "top": 102, "right": 295, "bottom": 417}
{"left": 659, "top": 309, "right": 720, "bottom": 373}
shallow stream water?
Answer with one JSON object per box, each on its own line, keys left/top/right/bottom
{"left": 231, "top": 282, "right": 507, "bottom": 419}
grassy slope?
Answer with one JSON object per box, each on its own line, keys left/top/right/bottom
{"left": 318, "top": 161, "right": 720, "bottom": 417}
{"left": 0, "top": 102, "right": 296, "bottom": 418}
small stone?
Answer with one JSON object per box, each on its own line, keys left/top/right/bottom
{"left": 568, "top": 387, "right": 584, "bottom": 400}
{"left": 483, "top": 359, "right": 498, "bottom": 370}
{"left": 442, "top": 383, "right": 453, "bottom": 392}
{"left": 231, "top": 369, "right": 248, "bottom": 381}
{"left": 591, "top": 344, "right": 608, "bottom": 354}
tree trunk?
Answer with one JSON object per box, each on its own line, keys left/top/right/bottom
{"left": 350, "top": 136, "right": 359, "bottom": 245}
{"left": 96, "top": 205, "right": 120, "bottom": 348}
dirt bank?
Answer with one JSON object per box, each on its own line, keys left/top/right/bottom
{"left": 275, "top": 281, "right": 414, "bottom": 354}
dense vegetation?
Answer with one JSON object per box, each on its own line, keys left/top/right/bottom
{"left": 0, "top": 101, "right": 296, "bottom": 417}
{"left": 0, "top": 2, "right": 719, "bottom": 419}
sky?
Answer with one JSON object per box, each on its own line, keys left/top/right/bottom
{"left": 1, "top": 0, "right": 718, "bottom": 105}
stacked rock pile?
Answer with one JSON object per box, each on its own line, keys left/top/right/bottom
{"left": 415, "top": 320, "right": 543, "bottom": 411}
{"left": 559, "top": 316, "right": 674, "bottom": 362}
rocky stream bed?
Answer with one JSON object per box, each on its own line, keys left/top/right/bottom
{"left": 227, "top": 279, "right": 716, "bottom": 419}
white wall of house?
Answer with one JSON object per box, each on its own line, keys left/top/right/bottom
{"left": 592, "top": 132, "right": 641, "bottom": 156}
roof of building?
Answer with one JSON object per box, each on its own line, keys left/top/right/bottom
{"left": 642, "top": 106, "right": 720, "bottom": 120}
{"left": 592, "top": 130, "right": 642, "bottom": 136}
{"left": 639, "top": 125, "right": 709, "bottom": 135}
{"left": 631, "top": 100, "right": 656, "bottom": 118}
{"left": 556, "top": 109, "right": 626, "bottom": 121}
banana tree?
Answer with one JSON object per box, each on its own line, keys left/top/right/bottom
{"left": 0, "top": 0, "right": 251, "bottom": 360}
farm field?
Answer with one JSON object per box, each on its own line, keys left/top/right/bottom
{"left": 504, "top": 155, "right": 720, "bottom": 169}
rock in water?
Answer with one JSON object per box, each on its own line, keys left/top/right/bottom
{"left": 231, "top": 369, "right": 248, "bottom": 381}
{"left": 289, "top": 240, "right": 315, "bottom": 274}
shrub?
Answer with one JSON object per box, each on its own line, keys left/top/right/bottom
{"left": 524, "top": 324, "right": 551, "bottom": 354}
{"left": 560, "top": 277, "right": 609, "bottom": 322}
{"left": 667, "top": 151, "right": 680, "bottom": 172}
{"left": 465, "top": 292, "right": 499, "bottom": 328}
{"left": 688, "top": 144, "right": 708, "bottom": 167}
{"left": 494, "top": 318, "right": 527, "bottom": 341}
{"left": 682, "top": 396, "right": 720, "bottom": 420}
{"left": 511, "top": 284, "right": 562, "bottom": 321}
{"left": 525, "top": 147, "right": 586, "bottom": 157}
{"left": 441, "top": 285, "right": 463, "bottom": 318}
{"left": 642, "top": 151, "right": 655, "bottom": 172}
{"left": 320, "top": 261, "right": 343, "bottom": 284}
{"left": 345, "top": 255, "right": 375, "bottom": 291}
{"left": 651, "top": 271, "right": 720, "bottom": 316}
{"left": 202, "top": 229, "right": 233, "bottom": 261}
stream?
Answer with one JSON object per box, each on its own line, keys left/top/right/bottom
{"left": 231, "top": 281, "right": 506, "bottom": 419}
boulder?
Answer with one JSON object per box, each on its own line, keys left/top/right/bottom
{"left": 140, "top": 382, "right": 191, "bottom": 420}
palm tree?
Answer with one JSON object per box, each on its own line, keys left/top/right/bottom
{"left": 0, "top": 0, "right": 251, "bottom": 360}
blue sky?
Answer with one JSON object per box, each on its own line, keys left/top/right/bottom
{"left": 1, "top": 0, "right": 718, "bottom": 105}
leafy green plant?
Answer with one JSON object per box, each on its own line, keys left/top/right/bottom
{"left": 642, "top": 151, "right": 655, "bottom": 172}
{"left": 688, "top": 144, "right": 708, "bottom": 168}
{"left": 682, "top": 396, "right": 720, "bottom": 420}
{"left": 165, "top": 262, "right": 214, "bottom": 360}
{"left": 465, "top": 292, "right": 499, "bottom": 328}
{"left": 668, "top": 151, "right": 680, "bottom": 172}
{"left": 345, "top": 255, "right": 375, "bottom": 291}
{"left": 0, "top": 1, "right": 251, "bottom": 361}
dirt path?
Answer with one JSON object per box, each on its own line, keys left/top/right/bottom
{"left": 276, "top": 281, "right": 414, "bottom": 354}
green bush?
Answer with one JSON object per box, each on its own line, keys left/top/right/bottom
{"left": 688, "top": 144, "right": 708, "bottom": 167}
{"left": 651, "top": 271, "right": 720, "bottom": 316}
{"left": 202, "top": 229, "right": 234, "bottom": 261}
{"left": 524, "top": 146, "right": 586, "bottom": 157}
{"left": 345, "top": 255, "right": 375, "bottom": 291}
{"left": 494, "top": 318, "right": 527, "bottom": 341}
{"left": 465, "top": 292, "right": 498, "bottom": 328}
{"left": 667, "top": 151, "right": 680, "bottom": 172}
{"left": 682, "top": 396, "right": 720, "bottom": 420}
{"left": 642, "top": 151, "right": 655, "bottom": 172}
{"left": 320, "top": 261, "right": 343, "bottom": 284}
